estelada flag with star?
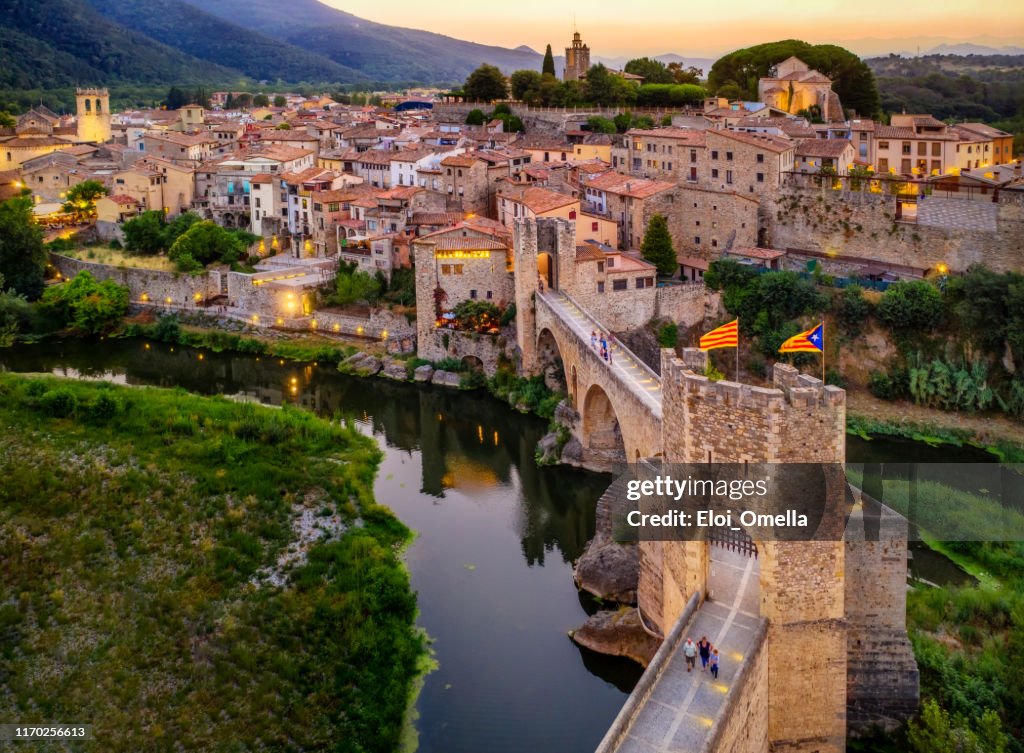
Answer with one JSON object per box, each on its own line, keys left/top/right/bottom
{"left": 779, "top": 323, "right": 824, "bottom": 353}
{"left": 699, "top": 319, "right": 739, "bottom": 350}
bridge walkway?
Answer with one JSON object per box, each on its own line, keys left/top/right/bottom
{"left": 605, "top": 546, "right": 765, "bottom": 753}
{"left": 537, "top": 289, "right": 663, "bottom": 419}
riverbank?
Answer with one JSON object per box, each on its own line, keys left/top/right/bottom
{"left": 847, "top": 390, "right": 1024, "bottom": 462}
{"left": 0, "top": 373, "right": 426, "bottom": 752}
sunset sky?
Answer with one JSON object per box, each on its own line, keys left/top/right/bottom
{"left": 322, "top": 0, "right": 1024, "bottom": 58}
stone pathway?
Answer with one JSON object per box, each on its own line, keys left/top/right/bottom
{"left": 538, "top": 290, "right": 663, "bottom": 417}
{"left": 613, "top": 546, "right": 765, "bottom": 753}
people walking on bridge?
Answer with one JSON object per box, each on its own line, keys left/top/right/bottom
{"left": 698, "top": 636, "right": 712, "bottom": 671}
{"left": 683, "top": 637, "right": 697, "bottom": 672}
{"left": 590, "top": 330, "right": 597, "bottom": 350}
{"left": 709, "top": 648, "right": 719, "bottom": 679}
{"left": 599, "top": 333, "right": 608, "bottom": 361}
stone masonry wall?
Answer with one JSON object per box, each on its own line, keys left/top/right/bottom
{"left": 708, "top": 621, "right": 770, "bottom": 753}
{"left": 648, "top": 349, "right": 849, "bottom": 753}
{"left": 51, "top": 253, "right": 217, "bottom": 305}
{"left": 845, "top": 507, "right": 920, "bottom": 732}
{"left": 765, "top": 187, "right": 1024, "bottom": 274}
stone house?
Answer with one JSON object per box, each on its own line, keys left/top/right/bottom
{"left": 703, "top": 129, "right": 795, "bottom": 196}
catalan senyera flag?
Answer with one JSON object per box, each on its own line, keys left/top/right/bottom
{"left": 699, "top": 319, "right": 739, "bottom": 351}
{"left": 778, "top": 323, "right": 824, "bottom": 354}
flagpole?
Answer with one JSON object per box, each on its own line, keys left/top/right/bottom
{"left": 821, "top": 320, "right": 826, "bottom": 384}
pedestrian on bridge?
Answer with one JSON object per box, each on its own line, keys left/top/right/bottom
{"left": 683, "top": 638, "right": 697, "bottom": 672}
{"left": 709, "top": 649, "right": 719, "bottom": 679}
{"left": 698, "top": 636, "right": 712, "bottom": 671}
{"left": 590, "top": 330, "right": 597, "bottom": 349}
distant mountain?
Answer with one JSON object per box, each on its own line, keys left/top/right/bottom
{"left": 178, "top": 0, "right": 546, "bottom": 83}
{"left": 2, "top": 0, "right": 237, "bottom": 88}
{"left": 85, "top": 0, "right": 369, "bottom": 84}
{"left": 925, "top": 43, "right": 1024, "bottom": 56}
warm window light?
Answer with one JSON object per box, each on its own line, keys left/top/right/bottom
{"left": 310, "top": 319, "right": 317, "bottom": 329}
{"left": 165, "top": 297, "right": 172, "bottom": 304}
{"left": 381, "top": 329, "right": 388, "bottom": 340}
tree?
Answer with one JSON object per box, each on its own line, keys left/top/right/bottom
{"left": 334, "top": 268, "right": 381, "bottom": 306}
{"left": 641, "top": 214, "right": 677, "bottom": 277}
{"left": 584, "top": 64, "right": 615, "bottom": 105}
{"left": 542, "top": 44, "right": 556, "bottom": 77}
{"left": 253, "top": 94, "right": 270, "bottom": 107}
{"left": 510, "top": 70, "right": 542, "bottom": 101}
{"left": 0, "top": 196, "right": 46, "bottom": 299}
{"left": 0, "top": 111, "right": 15, "bottom": 129}
{"left": 624, "top": 57, "right": 674, "bottom": 84}
{"left": 667, "top": 62, "right": 703, "bottom": 85}
{"left": 273, "top": 95, "right": 287, "bottom": 107}
{"left": 707, "top": 40, "right": 880, "bottom": 117}
{"left": 586, "top": 116, "right": 617, "bottom": 134}
{"left": 163, "top": 212, "right": 202, "bottom": 248}
{"left": 275, "top": 123, "right": 292, "bottom": 130}
{"left": 63, "top": 180, "right": 108, "bottom": 220}
{"left": 168, "top": 221, "right": 247, "bottom": 270}
{"left": 166, "top": 86, "right": 188, "bottom": 110}
{"left": 463, "top": 64, "right": 508, "bottom": 103}
{"left": 40, "top": 271, "right": 129, "bottom": 334}
{"left": 122, "top": 211, "right": 168, "bottom": 255}
{"left": 877, "top": 280, "right": 944, "bottom": 332}
{"left": 465, "top": 109, "right": 486, "bottom": 126}
{"left": 235, "top": 93, "right": 253, "bottom": 109}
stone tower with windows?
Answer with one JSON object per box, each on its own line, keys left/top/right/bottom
{"left": 563, "top": 31, "right": 590, "bottom": 82}
{"left": 75, "top": 88, "right": 111, "bottom": 144}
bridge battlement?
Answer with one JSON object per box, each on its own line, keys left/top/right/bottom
{"left": 660, "top": 348, "right": 846, "bottom": 465}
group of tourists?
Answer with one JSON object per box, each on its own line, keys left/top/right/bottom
{"left": 682, "top": 635, "right": 719, "bottom": 678}
{"left": 589, "top": 330, "right": 613, "bottom": 364}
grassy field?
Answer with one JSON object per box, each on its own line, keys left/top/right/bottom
{"left": 59, "top": 245, "right": 177, "bottom": 272}
{"left": 0, "top": 374, "right": 425, "bottom": 752}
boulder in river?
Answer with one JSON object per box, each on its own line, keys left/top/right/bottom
{"left": 413, "top": 364, "right": 435, "bottom": 383}
{"left": 339, "top": 352, "right": 382, "bottom": 377}
{"left": 574, "top": 535, "right": 639, "bottom": 604}
{"left": 381, "top": 358, "right": 408, "bottom": 381}
{"left": 570, "top": 607, "right": 660, "bottom": 667}
{"left": 431, "top": 370, "right": 462, "bottom": 388}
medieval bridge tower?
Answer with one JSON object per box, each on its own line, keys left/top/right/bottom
{"left": 640, "top": 348, "right": 917, "bottom": 752}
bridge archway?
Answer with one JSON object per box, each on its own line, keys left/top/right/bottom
{"left": 581, "top": 384, "right": 626, "bottom": 464}
{"left": 537, "top": 327, "right": 566, "bottom": 393}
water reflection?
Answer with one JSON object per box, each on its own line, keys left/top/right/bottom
{"left": 1, "top": 338, "right": 634, "bottom": 753}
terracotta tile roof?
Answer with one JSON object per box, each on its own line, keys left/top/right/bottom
{"left": 627, "top": 127, "right": 706, "bottom": 145}
{"left": 409, "top": 211, "right": 464, "bottom": 225}
{"left": 708, "top": 129, "right": 794, "bottom": 153}
{"left": 108, "top": 194, "right": 139, "bottom": 205}
{"left": 250, "top": 173, "right": 274, "bottom": 184}
{"left": 0, "top": 136, "right": 74, "bottom": 148}
{"left": 576, "top": 243, "right": 606, "bottom": 261}
{"left": 500, "top": 185, "right": 577, "bottom": 214}
{"left": 431, "top": 236, "right": 509, "bottom": 251}
{"left": 441, "top": 154, "right": 482, "bottom": 168}
{"left": 874, "top": 125, "right": 915, "bottom": 139}
{"left": 955, "top": 122, "right": 1012, "bottom": 139}
{"left": 795, "top": 138, "right": 854, "bottom": 158}
{"left": 727, "top": 246, "right": 786, "bottom": 260}
{"left": 584, "top": 171, "right": 675, "bottom": 198}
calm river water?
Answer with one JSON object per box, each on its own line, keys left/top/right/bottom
{"left": 0, "top": 338, "right": 991, "bottom": 752}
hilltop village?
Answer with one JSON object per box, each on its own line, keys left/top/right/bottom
{"left": 2, "top": 38, "right": 1022, "bottom": 404}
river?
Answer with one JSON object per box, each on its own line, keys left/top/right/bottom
{"left": 0, "top": 338, "right": 987, "bottom": 752}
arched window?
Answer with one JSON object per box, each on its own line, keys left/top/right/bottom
{"left": 95, "top": 99, "right": 103, "bottom": 114}
{"left": 84, "top": 99, "right": 91, "bottom": 113}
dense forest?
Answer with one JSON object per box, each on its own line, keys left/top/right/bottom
{"left": 867, "top": 54, "right": 1024, "bottom": 150}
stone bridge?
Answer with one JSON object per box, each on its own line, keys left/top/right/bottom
{"left": 511, "top": 218, "right": 918, "bottom": 753}
{"left": 534, "top": 289, "right": 663, "bottom": 466}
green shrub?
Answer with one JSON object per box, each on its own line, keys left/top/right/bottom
{"left": 85, "top": 392, "right": 119, "bottom": 421}
{"left": 877, "top": 280, "right": 943, "bottom": 332}
{"left": 39, "top": 388, "right": 77, "bottom": 417}
{"left": 836, "top": 285, "right": 872, "bottom": 335}
{"left": 657, "top": 322, "right": 678, "bottom": 348}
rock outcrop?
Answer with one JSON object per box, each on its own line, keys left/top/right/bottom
{"left": 381, "top": 358, "right": 408, "bottom": 381}
{"left": 570, "top": 608, "right": 660, "bottom": 667}
{"left": 338, "top": 352, "right": 382, "bottom": 377}
{"left": 413, "top": 364, "right": 435, "bottom": 382}
{"left": 574, "top": 534, "right": 639, "bottom": 604}
{"left": 431, "top": 369, "right": 462, "bottom": 388}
